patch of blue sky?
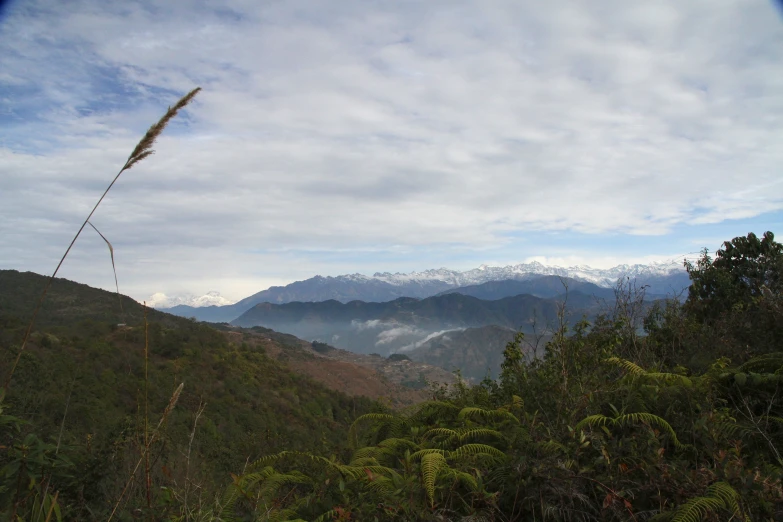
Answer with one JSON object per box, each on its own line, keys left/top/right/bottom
{"left": 494, "top": 210, "right": 783, "bottom": 262}
{"left": 0, "top": 54, "right": 196, "bottom": 153}
{"left": 241, "top": 209, "right": 783, "bottom": 274}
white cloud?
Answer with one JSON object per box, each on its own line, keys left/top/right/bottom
{"left": 1, "top": 0, "right": 782, "bottom": 300}
{"left": 351, "top": 319, "right": 385, "bottom": 331}
{"left": 398, "top": 328, "right": 465, "bottom": 353}
{"left": 375, "top": 325, "right": 418, "bottom": 346}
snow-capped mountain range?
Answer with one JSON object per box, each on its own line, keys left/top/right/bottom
{"left": 146, "top": 291, "right": 235, "bottom": 309}
{"left": 363, "top": 260, "right": 686, "bottom": 289}
{"left": 153, "top": 260, "right": 689, "bottom": 323}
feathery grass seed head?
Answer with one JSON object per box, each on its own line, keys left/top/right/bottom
{"left": 126, "top": 87, "right": 201, "bottom": 170}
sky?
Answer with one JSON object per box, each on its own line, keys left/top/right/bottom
{"left": 1, "top": 0, "right": 782, "bottom": 303}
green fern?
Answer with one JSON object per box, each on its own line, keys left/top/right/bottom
{"left": 410, "top": 448, "right": 446, "bottom": 461}
{"left": 421, "top": 451, "right": 447, "bottom": 507}
{"left": 537, "top": 440, "right": 567, "bottom": 455}
{"left": 221, "top": 465, "right": 312, "bottom": 520}
{"left": 738, "top": 352, "right": 783, "bottom": 373}
{"left": 245, "top": 451, "right": 364, "bottom": 479}
{"left": 449, "top": 443, "right": 506, "bottom": 461}
{"left": 607, "top": 356, "right": 692, "bottom": 386}
{"left": 447, "top": 469, "right": 479, "bottom": 491}
{"left": 377, "top": 437, "right": 419, "bottom": 451}
{"left": 424, "top": 427, "right": 504, "bottom": 447}
{"left": 458, "top": 406, "right": 519, "bottom": 425}
{"left": 606, "top": 356, "right": 647, "bottom": 376}
{"left": 576, "top": 412, "right": 686, "bottom": 449}
{"left": 349, "top": 413, "right": 407, "bottom": 445}
{"left": 668, "top": 482, "right": 741, "bottom": 522}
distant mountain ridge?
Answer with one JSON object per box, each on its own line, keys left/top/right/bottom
{"left": 160, "top": 261, "right": 689, "bottom": 323}
{"left": 230, "top": 292, "right": 607, "bottom": 356}
{"left": 436, "top": 276, "right": 616, "bottom": 301}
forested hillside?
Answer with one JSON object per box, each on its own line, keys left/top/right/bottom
{"left": 2, "top": 231, "right": 782, "bottom": 520}
{"left": 0, "top": 272, "right": 383, "bottom": 519}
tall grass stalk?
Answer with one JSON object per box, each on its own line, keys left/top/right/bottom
{"left": 184, "top": 400, "right": 206, "bottom": 521}
{"left": 144, "top": 304, "right": 152, "bottom": 515}
{"left": 107, "top": 380, "right": 184, "bottom": 522}
{"left": 4, "top": 87, "right": 201, "bottom": 392}
{"left": 37, "top": 379, "right": 74, "bottom": 518}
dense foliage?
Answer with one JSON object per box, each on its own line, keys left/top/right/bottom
{"left": 2, "top": 231, "right": 783, "bottom": 520}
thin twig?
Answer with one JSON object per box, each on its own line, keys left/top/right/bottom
{"left": 87, "top": 221, "right": 124, "bottom": 318}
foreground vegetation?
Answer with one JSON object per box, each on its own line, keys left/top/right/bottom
{"left": 2, "top": 231, "right": 782, "bottom": 521}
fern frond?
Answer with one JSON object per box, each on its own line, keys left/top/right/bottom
{"left": 706, "top": 482, "right": 740, "bottom": 513}
{"left": 607, "top": 357, "right": 692, "bottom": 386}
{"left": 457, "top": 428, "right": 504, "bottom": 444}
{"left": 448, "top": 469, "right": 479, "bottom": 491}
{"left": 349, "top": 456, "right": 381, "bottom": 467}
{"left": 645, "top": 372, "right": 693, "bottom": 387}
{"left": 410, "top": 448, "right": 446, "bottom": 461}
{"left": 537, "top": 440, "right": 567, "bottom": 454}
{"left": 739, "top": 352, "right": 783, "bottom": 373}
{"left": 361, "top": 465, "right": 401, "bottom": 481}
{"left": 424, "top": 427, "right": 459, "bottom": 440}
{"left": 670, "top": 481, "right": 740, "bottom": 522}
{"left": 245, "top": 451, "right": 363, "bottom": 479}
{"left": 350, "top": 446, "right": 383, "bottom": 461}
{"left": 350, "top": 413, "right": 404, "bottom": 444}
{"left": 424, "top": 427, "right": 504, "bottom": 448}
{"left": 606, "top": 356, "right": 647, "bottom": 376}
{"left": 365, "top": 475, "right": 395, "bottom": 494}
{"left": 458, "top": 407, "right": 519, "bottom": 425}
{"left": 574, "top": 414, "right": 615, "bottom": 432}
{"left": 617, "top": 412, "right": 686, "bottom": 449}
{"left": 577, "top": 412, "right": 686, "bottom": 449}
{"left": 449, "top": 443, "right": 506, "bottom": 461}
{"left": 421, "top": 451, "right": 448, "bottom": 507}
{"left": 259, "top": 471, "right": 310, "bottom": 498}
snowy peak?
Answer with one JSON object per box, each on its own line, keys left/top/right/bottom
{"left": 361, "top": 260, "right": 685, "bottom": 289}
{"left": 147, "top": 291, "right": 235, "bottom": 309}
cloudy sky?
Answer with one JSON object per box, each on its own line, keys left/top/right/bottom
{"left": 1, "top": 0, "right": 782, "bottom": 303}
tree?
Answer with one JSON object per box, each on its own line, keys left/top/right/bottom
{"left": 685, "top": 231, "right": 783, "bottom": 356}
